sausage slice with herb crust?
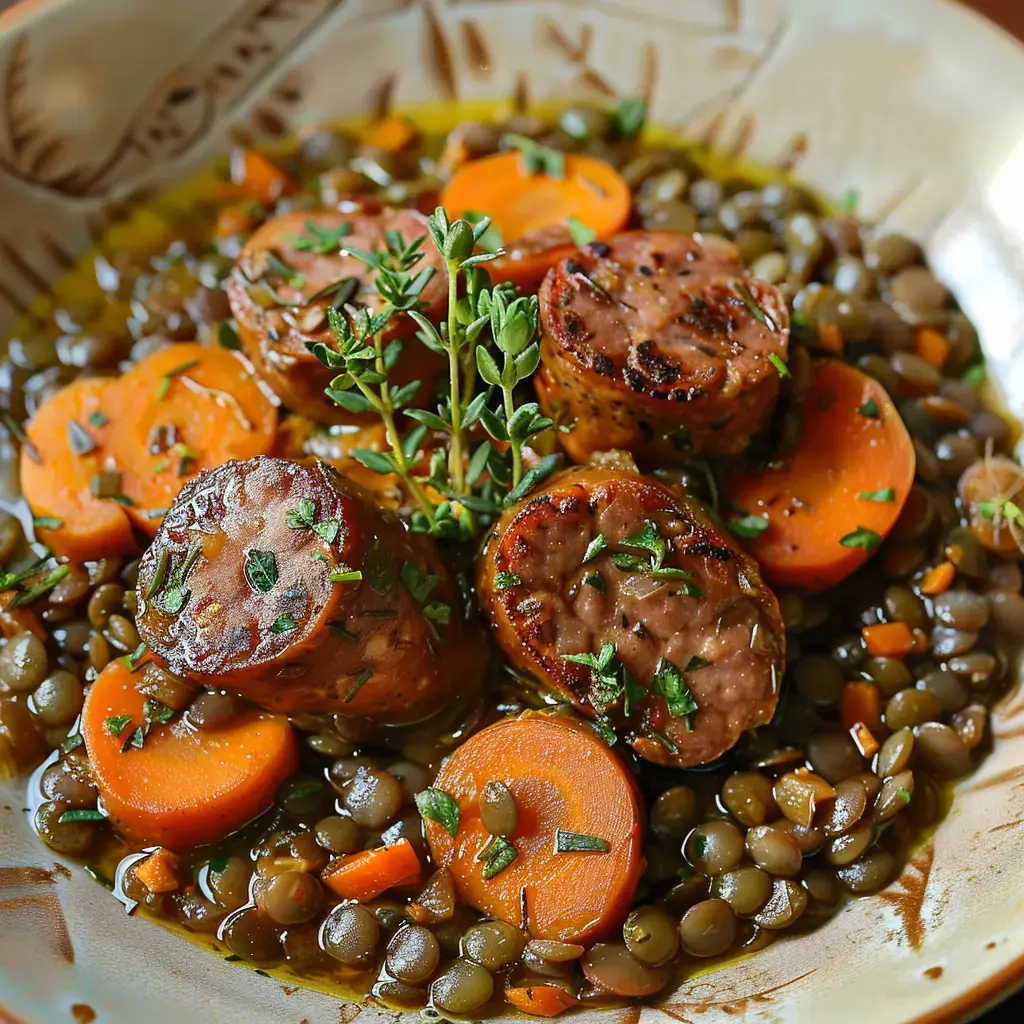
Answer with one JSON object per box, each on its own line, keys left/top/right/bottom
{"left": 227, "top": 208, "right": 446, "bottom": 425}
{"left": 534, "top": 231, "right": 790, "bottom": 465}
{"left": 477, "top": 467, "right": 785, "bottom": 767}
{"left": 136, "top": 456, "right": 483, "bottom": 724}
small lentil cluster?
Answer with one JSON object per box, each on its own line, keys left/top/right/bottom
{"left": 1, "top": 101, "right": 1022, "bottom": 1016}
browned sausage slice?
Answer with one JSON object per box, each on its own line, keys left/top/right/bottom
{"left": 477, "top": 467, "right": 785, "bottom": 766}
{"left": 535, "top": 231, "right": 790, "bottom": 465}
{"left": 136, "top": 456, "right": 484, "bottom": 724}
{"left": 227, "top": 208, "right": 446, "bottom": 425}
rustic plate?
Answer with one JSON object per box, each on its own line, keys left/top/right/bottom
{"left": 3, "top": 1, "right": 1024, "bottom": 1022}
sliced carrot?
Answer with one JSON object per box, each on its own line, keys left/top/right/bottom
{"left": 840, "top": 681, "right": 882, "bottom": 735}
{"left": 229, "top": 148, "right": 292, "bottom": 205}
{"left": 19, "top": 377, "right": 137, "bottom": 562}
{"left": 440, "top": 151, "right": 631, "bottom": 287}
{"left": 504, "top": 985, "right": 577, "bottom": 1018}
{"left": 106, "top": 343, "right": 277, "bottom": 534}
{"left": 0, "top": 590, "right": 45, "bottom": 641}
{"left": 849, "top": 722, "right": 879, "bottom": 759}
{"left": 362, "top": 116, "right": 416, "bottom": 153}
{"left": 920, "top": 561, "right": 956, "bottom": 595}
{"left": 422, "top": 711, "right": 644, "bottom": 944}
{"left": 725, "top": 360, "right": 915, "bottom": 591}
{"left": 861, "top": 621, "right": 914, "bottom": 659}
{"left": 81, "top": 658, "right": 298, "bottom": 850}
{"left": 133, "top": 848, "right": 180, "bottom": 894}
{"left": 321, "top": 838, "right": 423, "bottom": 902}
{"left": 914, "top": 327, "right": 951, "bottom": 371}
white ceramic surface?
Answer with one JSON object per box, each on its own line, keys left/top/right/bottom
{"left": 3, "top": 1, "right": 1024, "bottom": 1022}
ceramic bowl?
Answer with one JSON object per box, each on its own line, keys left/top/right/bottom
{"left": 3, "top": 1, "right": 1024, "bottom": 1022}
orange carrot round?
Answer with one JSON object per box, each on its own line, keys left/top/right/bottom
{"left": 229, "top": 148, "right": 293, "bottom": 206}
{"left": 440, "top": 151, "right": 631, "bottom": 287}
{"left": 19, "top": 377, "right": 137, "bottom": 562}
{"left": 321, "top": 838, "right": 423, "bottom": 902}
{"left": 725, "top": 359, "right": 915, "bottom": 591}
{"left": 504, "top": 984, "right": 577, "bottom": 1018}
{"left": 81, "top": 658, "right": 298, "bottom": 850}
{"left": 422, "top": 711, "right": 644, "bottom": 944}
{"left": 106, "top": 343, "right": 277, "bottom": 534}
{"left": 840, "top": 681, "right": 882, "bottom": 736}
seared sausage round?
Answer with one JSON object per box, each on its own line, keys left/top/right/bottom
{"left": 535, "top": 231, "right": 789, "bottom": 465}
{"left": 477, "top": 467, "right": 785, "bottom": 767}
{"left": 227, "top": 208, "right": 446, "bottom": 425}
{"left": 136, "top": 456, "right": 484, "bottom": 723}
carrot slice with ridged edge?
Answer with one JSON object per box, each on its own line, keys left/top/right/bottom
{"left": 725, "top": 359, "right": 915, "bottom": 591}
{"left": 440, "top": 150, "right": 631, "bottom": 287}
{"left": 81, "top": 657, "right": 298, "bottom": 850}
{"left": 105, "top": 343, "right": 277, "bottom": 534}
{"left": 19, "top": 376, "right": 137, "bottom": 562}
{"left": 422, "top": 711, "right": 644, "bottom": 944}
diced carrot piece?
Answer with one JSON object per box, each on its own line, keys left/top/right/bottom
{"left": 0, "top": 591, "right": 45, "bottom": 642}
{"left": 920, "top": 561, "right": 956, "bottom": 595}
{"left": 849, "top": 722, "right": 879, "bottom": 758}
{"left": 362, "top": 116, "right": 416, "bottom": 153}
{"left": 915, "top": 328, "right": 951, "bottom": 371}
{"left": 214, "top": 203, "right": 259, "bottom": 240}
{"left": 229, "top": 148, "right": 292, "bottom": 205}
{"left": 861, "top": 621, "right": 914, "bottom": 659}
{"left": 133, "top": 848, "right": 180, "bottom": 894}
{"left": 321, "top": 839, "right": 422, "bottom": 902}
{"left": 504, "top": 985, "right": 577, "bottom": 1018}
{"left": 841, "top": 681, "right": 882, "bottom": 735}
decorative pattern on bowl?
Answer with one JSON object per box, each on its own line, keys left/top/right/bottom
{"left": 3, "top": 1, "right": 1024, "bottom": 1022}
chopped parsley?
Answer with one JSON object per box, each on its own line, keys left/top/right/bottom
{"left": 582, "top": 534, "right": 608, "bottom": 564}
{"left": 729, "top": 514, "right": 769, "bottom": 539}
{"left": 209, "top": 856, "right": 229, "bottom": 874}
{"left": 155, "top": 359, "right": 200, "bottom": 400}
{"left": 652, "top": 658, "right": 699, "bottom": 724}
{"left": 768, "top": 352, "right": 790, "bottom": 378}
{"left": 401, "top": 561, "right": 450, "bottom": 638}
{"left": 651, "top": 731, "right": 679, "bottom": 755}
{"left": 858, "top": 398, "right": 880, "bottom": 418}
{"left": 285, "top": 499, "right": 316, "bottom": 529}
{"left": 610, "top": 520, "right": 695, "bottom": 583}
{"left": 143, "top": 699, "right": 175, "bottom": 726}
{"left": 244, "top": 550, "right": 278, "bottom": 593}
{"left": 567, "top": 216, "right": 597, "bottom": 247}
{"left": 104, "top": 714, "right": 132, "bottom": 737}
{"left": 504, "top": 134, "right": 565, "bottom": 178}
{"left": 554, "top": 829, "right": 609, "bottom": 853}
{"left": 270, "top": 614, "right": 298, "bottom": 634}
{"left": 859, "top": 487, "right": 895, "bottom": 503}
{"left": 480, "top": 835, "right": 519, "bottom": 879}
{"left": 414, "top": 787, "right": 460, "bottom": 837}
{"left": 840, "top": 526, "right": 882, "bottom": 552}
{"left": 87, "top": 411, "right": 109, "bottom": 427}
{"left": 582, "top": 571, "right": 605, "bottom": 593}
{"left": 977, "top": 499, "right": 1024, "bottom": 525}
{"left": 494, "top": 571, "right": 523, "bottom": 591}
{"left": 67, "top": 420, "right": 96, "bottom": 456}
{"left": 32, "top": 515, "right": 65, "bottom": 530}
{"left": 614, "top": 95, "right": 646, "bottom": 139}
{"left": 121, "top": 642, "right": 148, "bottom": 672}
{"left": 897, "top": 787, "right": 912, "bottom": 804}
{"left": 561, "top": 643, "right": 624, "bottom": 712}
{"left": 58, "top": 809, "right": 105, "bottom": 824}
{"left": 330, "top": 569, "right": 363, "bottom": 584}
{"left": 287, "top": 218, "right": 352, "bottom": 254}
{"left": 343, "top": 668, "right": 373, "bottom": 703}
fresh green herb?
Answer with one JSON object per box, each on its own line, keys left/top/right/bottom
{"left": 155, "top": 359, "right": 201, "bottom": 400}
{"left": 859, "top": 487, "right": 895, "bottom": 503}
{"left": 244, "top": 550, "right": 278, "bottom": 593}
{"left": 343, "top": 668, "right": 373, "bottom": 703}
{"left": 667, "top": 426, "right": 691, "bottom": 451}
{"left": 614, "top": 96, "right": 646, "bottom": 138}
{"left": 729, "top": 514, "right": 769, "bottom": 539}
{"left": 592, "top": 716, "right": 618, "bottom": 747}
{"left": 61, "top": 732, "right": 84, "bottom": 753}
{"left": 270, "top": 614, "right": 297, "bottom": 634}
{"left": 265, "top": 251, "right": 305, "bottom": 289}
{"left": 622, "top": 667, "right": 646, "bottom": 717}
{"left": 504, "top": 134, "right": 565, "bottom": 178}
{"left": 962, "top": 362, "right": 986, "bottom": 387}
{"left": 218, "top": 320, "right": 241, "bottom": 350}
{"left": 287, "top": 218, "right": 352, "bottom": 254}
{"left": 121, "top": 642, "right": 148, "bottom": 672}
{"left": 567, "top": 216, "right": 597, "bottom": 247}
{"left": 209, "top": 856, "right": 229, "bottom": 874}
{"left": 330, "top": 569, "right": 364, "bottom": 584}
{"left": 306, "top": 276, "right": 360, "bottom": 307}
{"left": 313, "top": 519, "right": 340, "bottom": 544}
{"left": 840, "top": 188, "right": 859, "bottom": 214}
{"left": 111, "top": 494, "right": 136, "bottom": 507}
{"left": 691, "top": 833, "right": 709, "bottom": 858}
{"left": 858, "top": 398, "right": 880, "bottom": 418}
{"left": 554, "top": 829, "right": 609, "bottom": 853}
{"left": 401, "top": 561, "right": 450, "bottom": 637}
{"left": 977, "top": 499, "right": 1024, "bottom": 525}
{"left": 7, "top": 565, "right": 70, "bottom": 608}
{"left": 58, "top": 809, "right": 105, "bottom": 823}
{"left": 104, "top": 714, "right": 132, "bottom": 737}
{"left": 285, "top": 498, "right": 316, "bottom": 529}
{"left": 286, "top": 780, "right": 327, "bottom": 801}
{"left": 840, "top": 526, "right": 882, "bottom": 552}
{"left": 685, "top": 656, "right": 712, "bottom": 671}
{"left": 768, "top": 352, "right": 790, "bottom": 379}
{"left": 84, "top": 865, "right": 114, "bottom": 889}
{"left": 561, "top": 643, "right": 627, "bottom": 713}
{"left": 88, "top": 411, "right": 109, "bottom": 427}
{"left": 582, "top": 571, "right": 605, "bottom": 593}
{"left": 122, "top": 725, "right": 145, "bottom": 751}
{"left": 583, "top": 534, "right": 608, "bottom": 564}
{"left": 494, "top": 571, "right": 523, "bottom": 591}
{"left": 480, "top": 835, "right": 519, "bottom": 879}
{"left": 652, "top": 658, "right": 699, "bottom": 722}
{"left": 145, "top": 548, "right": 170, "bottom": 600}
{"left": 32, "top": 515, "right": 65, "bottom": 530}
{"left": 224, "top": 954, "right": 242, "bottom": 963}
{"left": 415, "top": 787, "right": 460, "bottom": 837}
{"left": 651, "top": 731, "right": 679, "bottom": 754}
{"left": 151, "top": 462, "right": 168, "bottom": 475}
{"left": 464, "top": 210, "right": 504, "bottom": 253}
{"left": 897, "top": 787, "right": 912, "bottom": 804}
{"left": 610, "top": 520, "right": 694, "bottom": 582}
{"left": 67, "top": 420, "right": 96, "bottom": 456}
{"left": 733, "top": 281, "right": 777, "bottom": 331}
{"left": 143, "top": 699, "right": 175, "bottom": 726}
